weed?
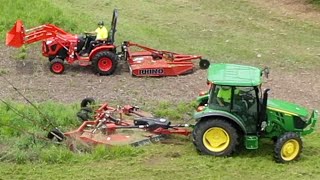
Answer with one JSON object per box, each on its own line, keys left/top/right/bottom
{"left": 40, "top": 145, "right": 74, "bottom": 164}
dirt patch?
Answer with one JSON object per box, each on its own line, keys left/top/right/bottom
{"left": 0, "top": 43, "right": 319, "bottom": 112}
{"left": 0, "top": 44, "right": 209, "bottom": 105}
{"left": 144, "top": 154, "right": 167, "bottom": 166}
{"left": 248, "top": 0, "right": 320, "bottom": 25}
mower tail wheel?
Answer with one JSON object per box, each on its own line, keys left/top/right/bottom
{"left": 47, "top": 128, "right": 65, "bottom": 142}
{"left": 92, "top": 51, "right": 118, "bottom": 75}
{"left": 50, "top": 58, "right": 65, "bottom": 74}
{"left": 80, "top": 97, "right": 95, "bottom": 108}
{"left": 80, "top": 107, "right": 93, "bottom": 113}
{"left": 199, "top": 59, "right": 210, "bottom": 69}
{"left": 274, "top": 132, "right": 302, "bottom": 163}
{"left": 193, "top": 119, "right": 239, "bottom": 156}
{"left": 76, "top": 111, "right": 91, "bottom": 122}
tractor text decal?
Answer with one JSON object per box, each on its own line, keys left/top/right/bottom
{"left": 139, "top": 69, "right": 164, "bottom": 75}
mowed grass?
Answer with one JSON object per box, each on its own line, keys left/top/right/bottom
{"left": 50, "top": 0, "right": 320, "bottom": 70}
{"left": 1, "top": 0, "right": 320, "bottom": 179}
{"left": 1, "top": 134, "right": 320, "bottom": 179}
{"left": 1, "top": 0, "right": 319, "bottom": 69}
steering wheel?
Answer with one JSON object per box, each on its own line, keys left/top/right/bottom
{"left": 83, "top": 31, "right": 96, "bottom": 38}
{"left": 242, "top": 92, "right": 255, "bottom": 100}
{"left": 240, "top": 91, "right": 256, "bottom": 108}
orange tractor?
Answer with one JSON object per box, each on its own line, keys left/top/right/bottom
{"left": 6, "top": 10, "right": 119, "bottom": 75}
{"left": 6, "top": 9, "right": 210, "bottom": 76}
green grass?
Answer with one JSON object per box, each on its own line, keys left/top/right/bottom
{"left": 0, "top": 101, "right": 320, "bottom": 179}
{"left": 0, "top": 0, "right": 92, "bottom": 39}
{"left": 311, "top": 0, "right": 320, "bottom": 5}
{"left": 1, "top": 134, "right": 320, "bottom": 179}
{"left": 71, "top": 0, "right": 320, "bottom": 70}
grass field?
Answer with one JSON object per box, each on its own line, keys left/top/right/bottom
{"left": 1, "top": 0, "right": 320, "bottom": 179}
{"left": 1, "top": 0, "right": 320, "bottom": 69}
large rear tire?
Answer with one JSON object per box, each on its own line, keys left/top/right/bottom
{"left": 92, "top": 51, "right": 117, "bottom": 75}
{"left": 274, "top": 132, "right": 302, "bottom": 163}
{"left": 193, "top": 119, "right": 239, "bottom": 156}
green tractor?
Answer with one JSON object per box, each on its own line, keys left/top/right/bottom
{"left": 192, "top": 63, "right": 318, "bottom": 163}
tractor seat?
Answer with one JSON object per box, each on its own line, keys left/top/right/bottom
{"left": 96, "top": 39, "right": 111, "bottom": 44}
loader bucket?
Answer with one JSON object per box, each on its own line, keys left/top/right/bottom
{"left": 6, "top": 20, "right": 25, "bottom": 48}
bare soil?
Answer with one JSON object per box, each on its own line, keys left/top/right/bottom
{"left": 0, "top": 43, "right": 319, "bottom": 112}
{"left": 249, "top": 0, "right": 320, "bottom": 25}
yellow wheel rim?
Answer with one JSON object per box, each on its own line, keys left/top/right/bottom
{"left": 202, "top": 127, "right": 230, "bottom": 152}
{"left": 281, "top": 139, "right": 300, "bottom": 161}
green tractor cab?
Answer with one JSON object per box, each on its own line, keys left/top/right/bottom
{"left": 192, "top": 63, "right": 318, "bottom": 163}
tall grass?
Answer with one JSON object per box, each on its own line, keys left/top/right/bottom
{"left": 0, "top": 101, "right": 145, "bottom": 164}
{"left": 310, "top": 0, "right": 320, "bottom": 5}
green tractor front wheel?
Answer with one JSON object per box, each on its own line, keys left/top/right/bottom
{"left": 193, "top": 119, "right": 239, "bottom": 156}
{"left": 274, "top": 132, "right": 303, "bottom": 163}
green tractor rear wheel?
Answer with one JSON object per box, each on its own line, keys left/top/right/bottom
{"left": 193, "top": 119, "right": 239, "bottom": 156}
{"left": 274, "top": 132, "right": 302, "bottom": 163}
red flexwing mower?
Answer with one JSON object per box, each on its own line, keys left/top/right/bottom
{"left": 6, "top": 9, "right": 210, "bottom": 76}
{"left": 48, "top": 99, "right": 191, "bottom": 147}
{"left": 121, "top": 41, "right": 210, "bottom": 76}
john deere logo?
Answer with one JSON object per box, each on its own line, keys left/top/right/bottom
{"left": 139, "top": 69, "right": 164, "bottom": 75}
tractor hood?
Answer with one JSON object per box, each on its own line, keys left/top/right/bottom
{"left": 267, "top": 99, "right": 309, "bottom": 118}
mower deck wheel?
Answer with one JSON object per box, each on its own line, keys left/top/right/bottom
{"left": 76, "top": 111, "right": 91, "bottom": 122}
{"left": 50, "top": 58, "right": 65, "bottom": 74}
{"left": 80, "top": 97, "right": 95, "bottom": 108}
{"left": 47, "top": 128, "right": 65, "bottom": 142}
{"left": 199, "top": 59, "right": 210, "bottom": 69}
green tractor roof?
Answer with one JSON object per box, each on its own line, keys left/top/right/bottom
{"left": 207, "top": 64, "right": 262, "bottom": 86}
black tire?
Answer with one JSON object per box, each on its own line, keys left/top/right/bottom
{"left": 274, "top": 132, "right": 302, "bottom": 163}
{"left": 80, "top": 107, "right": 93, "bottom": 113}
{"left": 92, "top": 51, "right": 117, "bottom": 75}
{"left": 80, "top": 97, "right": 95, "bottom": 108}
{"left": 50, "top": 58, "right": 65, "bottom": 74}
{"left": 76, "top": 111, "right": 91, "bottom": 122}
{"left": 192, "top": 124, "right": 198, "bottom": 146}
{"left": 192, "top": 123, "right": 201, "bottom": 152}
{"left": 193, "top": 119, "right": 239, "bottom": 156}
{"left": 199, "top": 59, "right": 210, "bottom": 69}
{"left": 47, "top": 128, "right": 65, "bottom": 142}
{"left": 48, "top": 56, "right": 55, "bottom": 61}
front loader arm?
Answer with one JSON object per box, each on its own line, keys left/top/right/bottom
{"left": 6, "top": 20, "right": 69, "bottom": 48}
